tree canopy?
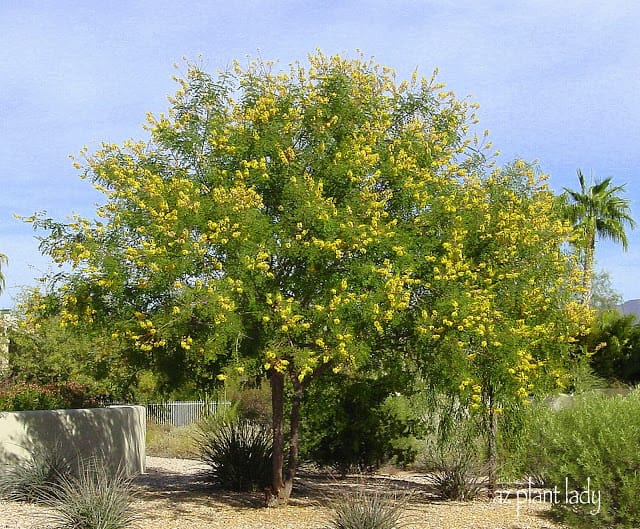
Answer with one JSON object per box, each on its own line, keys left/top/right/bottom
{"left": 563, "top": 169, "right": 636, "bottom": 306}
{"left": 25, "top": 51, "right": 591, "bottom": 502}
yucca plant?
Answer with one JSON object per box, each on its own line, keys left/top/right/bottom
{"left": 44, "top": 459, "right": 137, "bottom": 529}
{"left": 196, "top": 418, "right": 272, "bottom": 491}
{"left": 0, "top": 447, "right": 72, "bottom": 502}
{"left": 328, "top": 488, "right": 408, "bottom": 529}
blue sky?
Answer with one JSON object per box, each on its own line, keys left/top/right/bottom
{"left": 1, "top": 0, "right": 639, "bottom": 307}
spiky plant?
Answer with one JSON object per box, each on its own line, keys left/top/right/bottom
{"left": 196, "top": 419, "right": 272, "bottom": 491}
{"left": 44, "top": 459, "right": 137, "bottom": 529}
{"left": 0, "top": 447, "right": 72, "bottom": 503}
{"left": 328, "top": 488, "right": 408, "bottom": 529}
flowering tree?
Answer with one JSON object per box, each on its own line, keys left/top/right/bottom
{"left": 26, "top": 52, "right": 589, "bottom": 502}
{"left": 411, "top": 160, "right": 592, "bottom": 491}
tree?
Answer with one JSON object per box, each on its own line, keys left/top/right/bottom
{"left": 412, "top": 161, "right": 591, "bottom": 492}
{"left": 583, "top": 310, "right": 640, "bottom": 384}
{"left": 25, "top": 52, "right": 590, "bottom": 503}
{"left": 591, "top": 269, "right": 623, "bottom": 313}
{"left": 563, "top": 169, "right": 636, "bottom": 306}
{"left": 27, "top": 51, "right": 487, "bottom": 504}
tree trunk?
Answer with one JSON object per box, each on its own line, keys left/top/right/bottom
{"left": 486, "top": 389, "right": 498, "bottom": 498}
{"left": 268, "top": 364, "right": 328, "bottom": 507}
{"left": 270, "top": 370, "right": 286, "bottom": 505}
{"left": 282, "top": 379, "right": 303, "bottom": 500}
{"left": 582, "top": 231, "right": 596, "bottom": 307}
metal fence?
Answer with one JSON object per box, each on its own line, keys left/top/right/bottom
{"left": 145, "top": 400, "right": 231, "bottom": 427}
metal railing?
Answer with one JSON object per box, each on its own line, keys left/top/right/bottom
{"left": 145, "top": 400, "right": 231, "bottom": 426}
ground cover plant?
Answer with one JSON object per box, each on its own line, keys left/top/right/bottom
{"left": 0, "top": 446, "right": 72, "bottom": 502}
{"left": 44, "top": 459, "right": 137, "bottom": 529}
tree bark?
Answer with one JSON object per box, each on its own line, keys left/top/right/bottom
{"left": 486, "top": 388, "right": 498, "bottom": 498}
{"left": 582, "top": 231, "right": 596, "bottom": 307}
{"left": 282, "top": 378, "right": 303, "bottom": 500}
{"left": 268, "top": 363, "right": 330, "bottom": 506}
{"left": 270, "top": 370, "right": 286, "bottom": 505}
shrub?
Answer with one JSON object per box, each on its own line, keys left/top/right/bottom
{"left": 232, "top": 382, "right": 272, "bottom": 424}
{"left": 196, "top": 419, "right": 272, "bottom": 491}
{"left": 0, "top": 380, "right": 99, "bottom": 411}
{"left": 301, "top": 375, "right": 425, "bottom": 473}
{"left": 146, "top": 421, "right": 200, "bottom": 459}
{"left": 44, "top": 459, "right": 137, "bottom": 529}
{"left": 422, "top": 423, "right": 486, "bottom": 501}
{"left": 0, "top": 446, "right": 72, "bottom": 502}
{"left": 535, "top": 390, "right": 640, "bottom": 528}
{"left": 328, "top": 488, "right": 408, "bottom": 529}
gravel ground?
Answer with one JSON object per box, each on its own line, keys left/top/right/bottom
{"left": 1, "top": 456, "right": 566, "bottom": 529}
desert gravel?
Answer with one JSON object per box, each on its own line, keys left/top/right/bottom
{"left": 1, "top": 456, "right": 566, "bottom": 529}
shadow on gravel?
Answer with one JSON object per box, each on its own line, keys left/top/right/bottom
{"left": 133, "top": 462, "right": 440, "bottom": 511}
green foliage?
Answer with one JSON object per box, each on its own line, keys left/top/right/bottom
{"left": 496, "top": 400, "right": 554, "bottom": 485}
{"left": 196, "top": 419, "right": 272, "bottom": 491}
{"left": 582, "top": 310, "right": 640, "bottom": 384}
{"left": 0, "top": 447, "right": 72, "bottom": 503}
{"left": 563, "top": 169, "right": 636, "bottom": 305}
{"left": 7, "top": 289, "right": 171, "bottom": 402}
{"left": 0, "top": 380, "right": 100, "bottom": 411}
{"left": 301, "top": 374, "right": 425, "bottom": 473}
{"left": 145, "top": 421, "right": 201, "bottom": 459}
{"left": 44, "top": 460, "right": 137, "bottom": 529}
{"left": 419, "top": 405, "right": 486, "bottom": 501}
{"left": 328, "top": 488, "right": 408, "bottom": 529}
{"left": 516, "top": 391, "right": 640, "bottom": 528}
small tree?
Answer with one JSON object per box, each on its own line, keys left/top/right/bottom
{"left": 413, "top": 161, "right": 591, "bottom": 492}
{"left": 27, "top": 51, "right": 486, "bottom": 503}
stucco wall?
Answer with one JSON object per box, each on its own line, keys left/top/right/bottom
{"left": 0, "top": 405, "right": 146, "bottom": 476}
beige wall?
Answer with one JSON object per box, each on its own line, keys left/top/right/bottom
{"left": 0, "top": 405, "right": 146, "bottom": 476}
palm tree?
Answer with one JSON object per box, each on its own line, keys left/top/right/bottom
{"left": 563, "top": 169, "right": 636, "bottom": 306}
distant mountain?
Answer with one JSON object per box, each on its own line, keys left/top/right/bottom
{"left": 619, "top": 299, "right": 640, "bottom": 321}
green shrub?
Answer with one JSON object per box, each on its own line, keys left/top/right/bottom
{"left": 533, "top": 390, "right": 640, "bottom": 528}
{"left": 328, "top": 488, "right": 408, "bottom": 529}
{"left": 421, "top": 415, "right": 486, "bottom": 501}
{"left": 0, "top": 446, "right": 72, "bottom": 502}
{"left": 0, "top": 380, "right": 99, "bottom": 411}
{"left": 44, "top": 460, "right": 137, "bottom": 529}
{"left": 196, "top": 419, "right": 272, "bottom": 491}
{"left": 231, "top": 382, "right": 271, "bottom": 424}
{"left": 497, "top": 400, "right": 555, "bottom": 485}
{"left": 301, "top": 375, "right": 425, "bottom": 473}
{"left": 146, "top": 421, "right": 200, "bottom": 459}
